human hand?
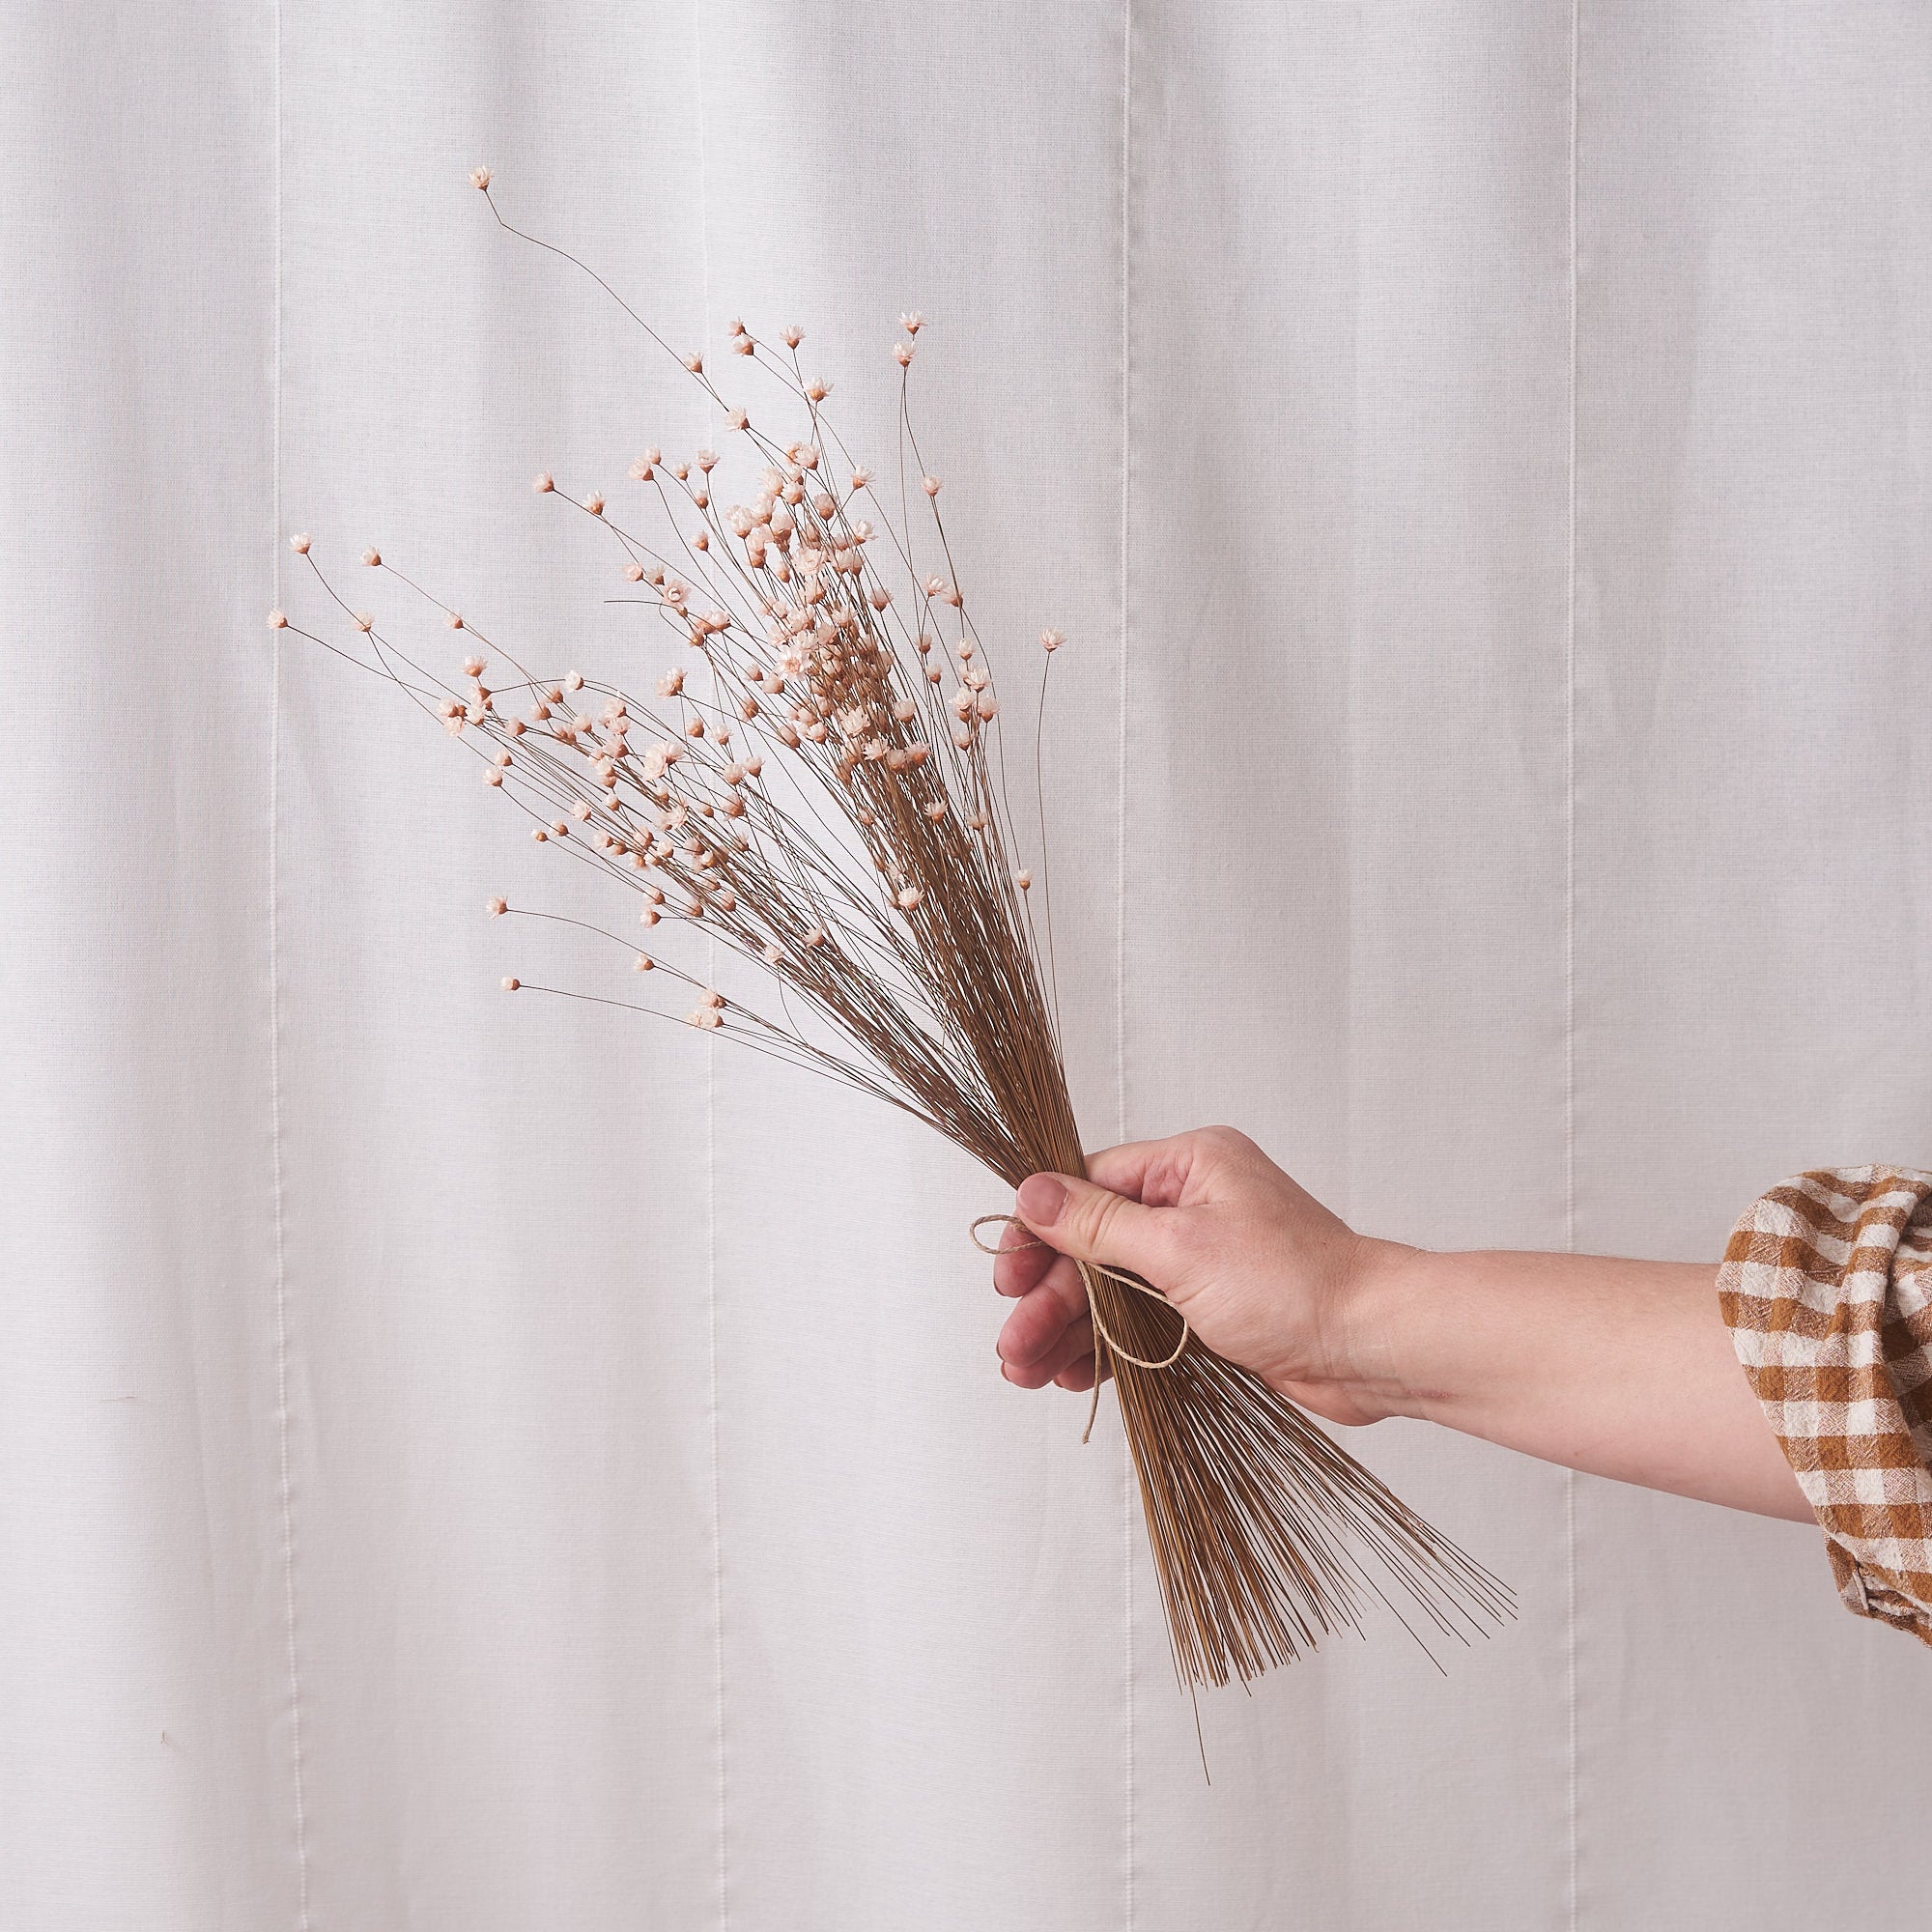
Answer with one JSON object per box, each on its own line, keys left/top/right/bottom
{"left": 991, "top": 1126, "right": 1410, "bottom": 1428}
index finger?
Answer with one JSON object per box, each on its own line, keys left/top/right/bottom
{"left": 992, "top": 1215, "right": 1055, "bottom": 1298}
{"left": 1084, "top": 1135, "right": 1200, "bottom": 1209}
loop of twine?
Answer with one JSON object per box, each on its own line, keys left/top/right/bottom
{"left": 972, "top": 1212, "right": 1190, "bottom": 1443}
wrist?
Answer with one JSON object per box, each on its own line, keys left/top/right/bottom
{"left": 1317, "top": 1234, "right": 1438, "bottom": 1424}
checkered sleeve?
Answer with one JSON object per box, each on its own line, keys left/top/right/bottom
{"left": 1718, "top": 1167, "right": 1932, "bottom": 1642}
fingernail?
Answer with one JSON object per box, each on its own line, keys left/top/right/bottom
{"left": 1017, "top": 1173, "right": 1067, "bottom": 1226}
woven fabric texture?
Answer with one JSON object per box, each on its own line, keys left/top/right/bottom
{"left": 1720, "top": 1168, "right": 1932, "bottom": 1641}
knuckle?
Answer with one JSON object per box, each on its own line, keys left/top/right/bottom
{"left": 1080, "top": 1187, "right": 1126, "bottom": 1255}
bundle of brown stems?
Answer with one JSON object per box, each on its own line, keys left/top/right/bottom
{"left": 275, "top": 171, "right": 1511, "bottom": 1689}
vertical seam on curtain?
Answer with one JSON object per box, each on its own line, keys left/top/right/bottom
{"left": 1117, "top": 3, "right": 1136, "bottom": 1924}
{"left": 694, "top": 11, "right": 729, "bottom": 1924}
{"left": 269, "top": 0, "right": 314, "bottom": 1922}
{"left": 1564, "top": 2, "right": 1581, "bottom": 1929}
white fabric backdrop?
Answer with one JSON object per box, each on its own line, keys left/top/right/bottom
{"left": 5, "top": 2, "right": 1930, "bottom": 1926}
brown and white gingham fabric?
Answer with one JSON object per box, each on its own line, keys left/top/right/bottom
{"left": 1719, "top": 1166, "right": 1932, "bottom": 1642}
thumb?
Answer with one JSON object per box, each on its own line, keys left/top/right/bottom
{"left": 1015, "top": 1171, "right": 1174, "bottom": 1280}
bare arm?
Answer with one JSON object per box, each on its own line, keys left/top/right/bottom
{"left": 1349, "top": 1243, "right": 1807, "bottom": 1518}
{"left": 991, "top": 1127, "right": 1808, "bottom": 1522}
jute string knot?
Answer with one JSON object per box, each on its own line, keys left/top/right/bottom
{"left": 971, "top": 1213, "right": 1190, "bottom": 1444}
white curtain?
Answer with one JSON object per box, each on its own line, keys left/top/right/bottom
{"left": 6, "top": 3, "right": 1931, "bottom": 1925}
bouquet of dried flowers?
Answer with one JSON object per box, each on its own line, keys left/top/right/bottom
{"left": 273, "top": 172, "right": 1509, "bottom": 1689}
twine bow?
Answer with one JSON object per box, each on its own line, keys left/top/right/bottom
{"left": 971, "top": 1214, "right": 1190, "bottom": 1443}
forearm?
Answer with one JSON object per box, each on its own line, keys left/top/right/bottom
{"left": 1342, "top": 1242, "right": 1810, "bottom": 1520}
